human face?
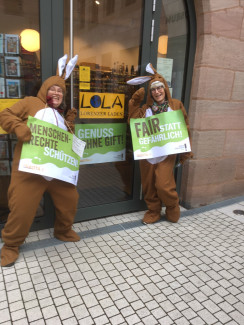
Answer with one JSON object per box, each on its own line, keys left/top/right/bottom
{"left": 151, "top": 85, "right": 165, "bottom": 105}
{"left": 47, "top": 85, "right": 63, "bottom": 108}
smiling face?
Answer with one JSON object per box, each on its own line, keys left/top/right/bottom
{"left": 47, "top": 85, "right": 64, "bottom": 108}
{"left": 151, "top": 85, "right": 166, "bottom": 105}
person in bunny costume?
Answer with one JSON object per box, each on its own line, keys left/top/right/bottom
{"left": 0, "top": 55, "right": 80, "bottom": 267}
{"left": 127, "top": 63, "right": 193, "bottom": 225}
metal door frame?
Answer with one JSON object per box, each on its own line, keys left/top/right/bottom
{"left": 30, "top": 0, "right": 64, "bottom": 231}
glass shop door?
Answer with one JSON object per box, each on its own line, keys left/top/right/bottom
{"left": 64, "top": 0, "right": 149, "bottom": 222}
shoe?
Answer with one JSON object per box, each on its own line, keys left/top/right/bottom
{"left": 165, "top": 214, "right": 180, "bottom": 223}
{"left": 142, "top": 211, "right": 161, "bottom": 224}
{"left": 165, "top": 205, "right": 180, "bottom": 223}
{"left": 1, "top": 245, "right": 19, "bottom": 267}
{"left": 54, "top": 229, "right": 80, "bottom": 242}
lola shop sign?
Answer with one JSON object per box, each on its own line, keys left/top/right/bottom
{"left": 130, "top": 110, "right": 191, "bottom": 160}
{"left": 79, "top": 92, "right": 125, "bottom": 119}
{"left": 19, "top": 117, "right": 81, "bottom": 185}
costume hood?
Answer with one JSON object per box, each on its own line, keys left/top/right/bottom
{"left": 127, "top": 63, "right": 173, "bottom": 108}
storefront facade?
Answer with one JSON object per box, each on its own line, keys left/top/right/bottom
{"left": 1, "top": 0, "right": 243, "bottom": 232}
{"left": 0, "top": 0, "right": 194, "bottom": 231}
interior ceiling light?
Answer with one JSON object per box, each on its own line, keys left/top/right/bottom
{"left": 158, "top": 35, "right": 168, "bottom": 55}
{"left": 20, "top": 29, "right": 40, "bottom": 52}
{"left": 95, "top": 1, "right": 100, "bottom": 4}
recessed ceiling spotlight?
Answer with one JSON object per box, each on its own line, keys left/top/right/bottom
{"left": 95, "top": 1, "right": 100, "bottom": 4}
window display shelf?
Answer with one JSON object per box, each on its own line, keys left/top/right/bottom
{"left": 0, "top": 33, "right": 41, "bottom": 99}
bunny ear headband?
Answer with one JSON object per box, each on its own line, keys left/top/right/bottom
{"left": 126, "top": 63, "right": 164, "bottom": 86}
{"left": 57, "top": 54, "right": 78, "bottom": 80}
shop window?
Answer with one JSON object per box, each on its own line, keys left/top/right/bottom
{"left": 0, "top": 0, "right": 41, "bottom": 224}
{"left": 157, "top": 0, "right": 187, "bottom": 101}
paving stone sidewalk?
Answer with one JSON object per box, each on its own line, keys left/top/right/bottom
{"left": 0, "top": 197, "right": 244, "bottom": 325}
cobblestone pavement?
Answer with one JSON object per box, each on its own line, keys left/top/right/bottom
{"left": 0, "top": 197, "right": 244, "bottom": 325}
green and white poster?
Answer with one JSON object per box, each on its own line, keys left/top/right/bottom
{"left": 19, "top": 116, "right": 80, "bottom": 185}
{"left": 75, "top": 123, "right": 126, "bottom": 164}
{"left": 130, "top": 110, "right": 191, "bottom": 160}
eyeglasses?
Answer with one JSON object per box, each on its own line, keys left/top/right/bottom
{"left": 48, "top": 86, "right": 63, "bottom": 94}
{"left": 151, "top": 85, "right": 164, "bottom": 93}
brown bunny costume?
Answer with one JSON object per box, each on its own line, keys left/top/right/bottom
{"left": 0, "top": 56, "right": 80, "bottom": 267}
{"left": 127, "top": 64, "right": 193, "bottom": 225}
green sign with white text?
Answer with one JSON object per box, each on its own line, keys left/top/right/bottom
{"left": 75, "top": 123, "right": 126, "bottom": 164}
{"left": 130, "top": 110, "right": 191, "bottom": 160}
{"left": 19, "top": 116, "right": 80, "bottom": 185}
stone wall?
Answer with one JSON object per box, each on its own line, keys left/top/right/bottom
{"left": 180, "top": 0, "right": 244, "bottom": 208}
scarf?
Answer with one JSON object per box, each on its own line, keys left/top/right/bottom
{"left": 151, "top": 100, "right": 169, "bottom": 114}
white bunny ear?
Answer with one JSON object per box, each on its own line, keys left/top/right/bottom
{"left": 65, "top": 54, "right": 78, "bottom": 80}
{"left": 146, "top": 63, "right": 155, "bottom": 75}
{"left": 127, "top": 76, "right": 152, "bottom": 85}
{"left": 58, "top": 54, "right": 68, "bottom": 77}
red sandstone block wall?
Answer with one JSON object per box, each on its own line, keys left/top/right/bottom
{"left": 180, "top": 0, "right": 244, "bottom": 208}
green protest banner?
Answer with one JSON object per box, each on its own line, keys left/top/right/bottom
{"left": 19, "top": 116, "right": 80, "bottom": 185}
{"left": 130, "top": 110, "right": 191, "bottom": 160}
{"left": 75, "top": 123, "right": 126, "bottom": 164}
